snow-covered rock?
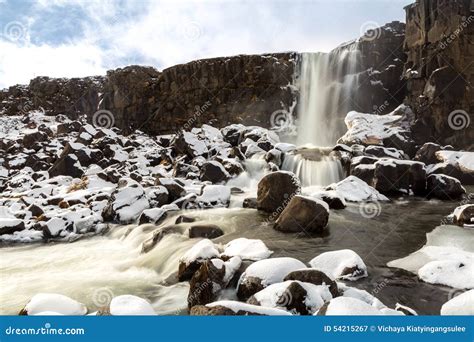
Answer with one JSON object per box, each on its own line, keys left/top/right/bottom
{"left": 191, "top": 300, "right": 292, "bottom": 316}
{"left": 221, "top": 238, "right": 272, "bottom": 261}
{"left": 317, "top": 297, "right": 382, "bottom": 315}
{"left": 102, "top": 180, "right": 149, "bottom": 224}
{"left": 20, "top": 293, "right": 87, "bottom": 315}
{"left": 109, "top": 295, "right": 156, "bottom": 315}
{"left": 325, "top": 176, "right": 389, "bottom": 202}
{"left": 237, "top": 257, "right": 306, "bottom": 300}
{"left": 178, "top": 239, "right": 220, "bottom": 281}
{"left": 309, "top": 249, "right": 368, "bottom": 281}
{"left": 338, "top": 104, "right": 415, "bottom": 154}
{"left": 248, "top": 280, "right": 332, "bottom": 315}
{"left": 440, "top": 290, "right": 474, "bottom": 315}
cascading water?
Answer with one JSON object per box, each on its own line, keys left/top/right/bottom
{"left": 283, "top": 43, "right": 361, "bottom": 186}
{"left": 297, "top": 44, "right": 361, "bottom": 147}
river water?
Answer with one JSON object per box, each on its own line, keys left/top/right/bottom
{"left": 0, "top": 194, "right": 465, "bottom": 315}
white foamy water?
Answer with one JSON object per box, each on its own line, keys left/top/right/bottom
{"left": 297, "top": 47, "right": 360, "bottom": 147}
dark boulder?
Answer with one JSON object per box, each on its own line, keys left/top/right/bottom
{"left": 256, "top": 171, "right": 301, "bottom": 213}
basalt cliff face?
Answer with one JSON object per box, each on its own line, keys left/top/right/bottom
{"left": 0, "top": 1, "right": 472, "bottom": 148}
{"left": 403, "top": 0, "right": 473, "bottom": 149}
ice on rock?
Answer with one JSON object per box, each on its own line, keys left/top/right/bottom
{"left": 239, "top": 257, "right": 306, "bottom": 287}
{"left": 317, "top": 297, "right": 383, "bottom": 315}
{"left": 109, "top": 295, "right": 156, "bottom": 315}
{"left": 179, "top": 239, "right": 220, "bottom": 266}
{"left": 206, "top": 300, "right": 292, "bottom": 316}
{"left": 309, "top": 249, "right": 368, "bottom": 281}
{"left": 22, "top": 293, "right": 87, "bottom": 315}
{"left": 222, "top": 238, "right": 273, "bottom": 261}
{"left": 440, "top": 290, "right": 474, "bottom": 315}
{"left": 388, "top": 225, "right": 474, "bottom": 289}
{"left": 325, "top": 176, "right": 389, "bottom": 202}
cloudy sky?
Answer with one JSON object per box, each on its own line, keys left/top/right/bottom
{"left": 0, "top": 0, "right": 410, "bottom": 89}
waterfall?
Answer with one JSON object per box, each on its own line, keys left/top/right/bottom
{"left": 296, "top": 45, "right": 361, "bottom": 147}
{"left": 282, "top": 44, "right": 361, "bottom": 186}
{"left": 281, "top": 147, "right": 344, "bottom": 187}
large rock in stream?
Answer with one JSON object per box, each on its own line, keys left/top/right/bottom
{"left": 256, "top": 171, "right": 301, "bottom": 214}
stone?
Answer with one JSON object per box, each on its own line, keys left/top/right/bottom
{"left": 284, "top": 269, "right": 339, "bottom": 297}
{"left": 274, "top": 195, "right": 329, "bottom": 234}
{"left": 188, "top": 224, "right": 224, "bottom": 239}
{"left": 256, "top": 171, "right": 301, "bottom": 213}
{"left": 199, "top": 161, "right": 230, "bottom": 184}
{"left": 426, "top": 174, "right": 466, "bottom": 200}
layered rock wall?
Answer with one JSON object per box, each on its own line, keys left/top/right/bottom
{"left": 403, "top": 0, "right": 474, "bottom": 149}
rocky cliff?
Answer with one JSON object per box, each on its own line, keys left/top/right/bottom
{"left": 0, "top": 2, "right": 472, "bottom": 148}
{"left": 403, "top": 0, "right": 473, "bottom": 149}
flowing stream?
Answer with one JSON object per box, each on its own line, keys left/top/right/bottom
{"left": 0, "top": 198, "right": 464, "bottom": 315}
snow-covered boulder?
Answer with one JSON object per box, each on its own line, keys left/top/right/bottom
{"left": 430, "top": 150, "right": 474, "bottom": 185}
{"left": 237, "top": 257, "right": 306, "bottom": 300}
{"left": 0, "top": 218, "right": 25, "bottom": 235}
{"left": 199, "top": 161, "right": 231, "bottom": 184}
{"left": 248, "top": 280, "right": 333, "bottom": 315}
{"left": 109, "top": 295, "right": 156, "bottom": 315}
{"left": 20, "top": 293, "right": 87, "bottom": 315}
{"left": 373, "top": 159, "right": 426, "bottom": 195}
{"left": 426, "top": 174, "right": 466, "bottom": 200}
{"left": 325, "top": 176, "right": 388, "bottom": 202}
{"left": 190, "top": 300, "right": 292, "bottom": 316}
{"left": 274, "top": 195, "right": 329, "bottom": 233}
{"left": 316, "top": 297, "right": 382, "bottom": 315}
{"left": 440, "top": 290, "right": 474, "bottom": 315}
{"left": 309, "top": 249, "right": 368, "bottom": 281}
{"left": 338, "top": 104, "right": 415, "bottom": 154}
{"left": 138, "top": 208, "right": 167, "bottom": 225}
{"left": 102, "top": 179, "right": 150, "bottom": 224}
{"left": 188, "top": 256, "right": 242, "bottom": 308}
{"left": 195, "top": 185, "right": 231, "bottom": 208}
{"left": 309, "top": 190, "right": 346, "bottom": 209}
{"left": 221, "top": 238, "right": 273, "bottom": 261}
{"left": 451, "top": 204, "right": 474, "bottom": 227}
{"left": 178, "top": 239, "right": 220, "bottom": 281}
{"left": 283, "top": 269, "right": 339, "bottom": 297}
